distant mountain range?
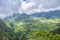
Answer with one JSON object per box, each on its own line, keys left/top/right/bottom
{"left": 30, "top": 10, "right": 60, "bottom": 19}
{"left": 4, "top": 10, "right": 60, "bottom": 22}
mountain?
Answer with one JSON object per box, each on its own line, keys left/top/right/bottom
{"left": 2, "top": 10, "right": 60, "bottom": 40}
{"left": 4, "top": 13, "right": 30, "bottom": 23}
{"left": 30, "top": 10, "right": 60, "bottom": 19}
{"left": 4, "top": 10, "right": 60, "bottom": 23}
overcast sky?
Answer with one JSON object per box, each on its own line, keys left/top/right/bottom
{"left": 0, "top": 0, "right": 60, "bottom": 18}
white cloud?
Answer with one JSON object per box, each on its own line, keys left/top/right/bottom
{"left": 26, "top": 6, "right": 60, "bottom": 14}
{"left": 18, "top": 1, "right": 36, "bottom": 13}
{"left": 0, "top": 14, "right": 7, "bottom": 18}
{"left": 19, "top": 0, "right": 60, "bottom": 14}
{"left": 21, "top": 2, "right": 35, "bottom": 10}
{"left": 0, "top": 0, "right": 22, "bottom": 18}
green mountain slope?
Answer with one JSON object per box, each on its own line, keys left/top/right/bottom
{"left": 0, "top": 19, "right": 9, "bottom": 40}
{"left": 3, "top": 10, "right": 60, "bottom": 40}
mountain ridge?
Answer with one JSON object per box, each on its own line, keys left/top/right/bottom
{"left": 4, "top": 10, "right": 60, "bottom": 22}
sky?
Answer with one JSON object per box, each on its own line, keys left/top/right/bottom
{"left": 0, "top": 0, "right": 60, "bottom": 18}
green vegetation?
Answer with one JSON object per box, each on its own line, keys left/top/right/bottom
{"left": 3, "top": 17, "right": 60, "bottom": 40}
{"left": 1, "top": 12, "right": 60, "bottom": 40}
{"left": 0, "top": 19, "right": 9, "bottom": 40}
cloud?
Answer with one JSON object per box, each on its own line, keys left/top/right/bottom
{"left": 27, "top": 6, "right": 60, "bottom": 14}
{"left": 19, "top": 0, "right": 60, "bottom": 14}
{"left": 0, "top": 0, "right": 60, "bottom": 18}
{"left": 31, "top": 0, "right": 60, "bottom": 8}
{"left": 0, "top": 0, "right": 22, "bottom": 18}
{"left": 19, "top": 1, "right": 36, "bottom": 13}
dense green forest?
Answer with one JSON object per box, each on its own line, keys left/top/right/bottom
{"left": 0, "top": 10, "right": 60, "bottom": 40}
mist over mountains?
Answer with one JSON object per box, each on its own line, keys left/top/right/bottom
{"left": 4, "top": 10, "right": 60, "bottom": 20}
{"left": 30, "top": 10, "right": 60, "bottom": 19}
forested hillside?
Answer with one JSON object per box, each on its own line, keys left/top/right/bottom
{"left": 4, "top": 17, "right": 60, "bottom": 40}
{"left": 2, "top": 10, "right": 60, "bottom": 40}
{"left": 0, "top": 0, "right": 60, "bottom": 40}
{"left": 0, "top": 19, "right": 9, "bottom": 40}
{"left": 31, "top": 10, "right": 60, "bottom": 19}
